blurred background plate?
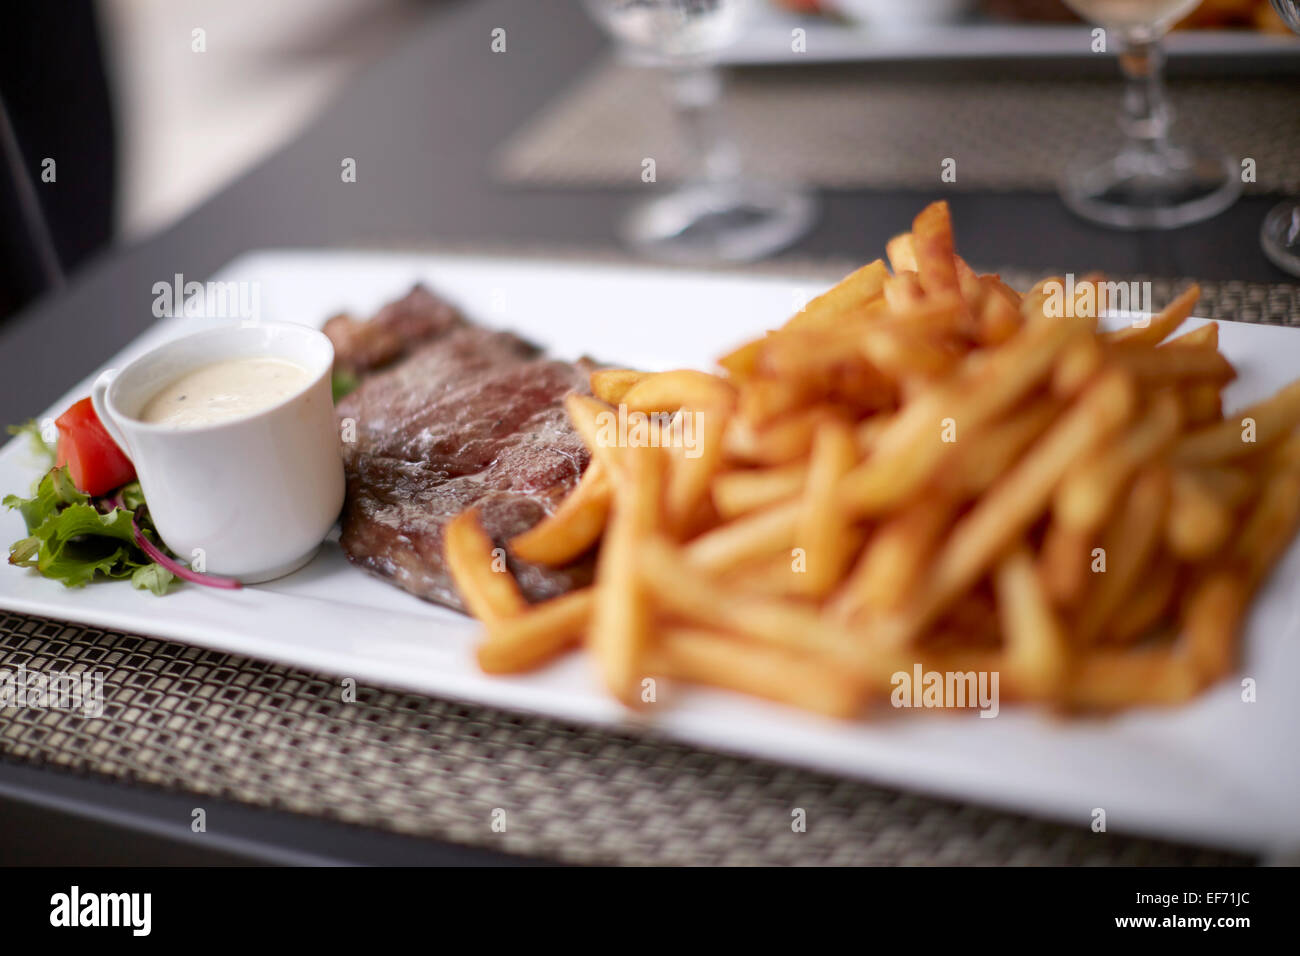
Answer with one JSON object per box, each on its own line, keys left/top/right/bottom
{"left": 709, "top": 0, "right": 1300, "bottom": 63}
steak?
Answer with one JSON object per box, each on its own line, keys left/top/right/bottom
{"left": 328, "top": 285, "right": 594, "bottom": 610}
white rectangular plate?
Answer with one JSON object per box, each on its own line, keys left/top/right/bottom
{"left": 3, "top": 250, "right": 1298, "bottom": 855}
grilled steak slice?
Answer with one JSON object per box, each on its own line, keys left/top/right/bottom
{"left": 324, "top": 285, "right": 465, "bottom": 377}
{"left": 332, "top": 285, "right": 594, "bottom": 610}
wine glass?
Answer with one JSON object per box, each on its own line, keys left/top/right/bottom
{"left": 1058, "top": 0, "right": 1241, "bottom": 229}
{"left": 581, "top": 0, "right": 816, "bottom": 263}
{"left": 1261, "top": 0, "right": 1300, "bottom": 276}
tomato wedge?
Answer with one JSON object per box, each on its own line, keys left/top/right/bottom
{"left": 54, "top": 398, "right": 136, "bottom": 496}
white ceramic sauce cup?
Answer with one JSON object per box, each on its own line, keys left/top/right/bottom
{"left": 90, "top": 323, "right": 345, "bottom": 583}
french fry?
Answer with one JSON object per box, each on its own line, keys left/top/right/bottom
{"left": 911, "top": 201, "right": 965, "bottom": 312}
{"left": 684, "top": 498, "right": 800, "bottom": 573}
{"left": 792, "top": 420, "right": 859, "bottom": 597}
{"left": 589, "top": 369, "right": 647, "bottom": 405}
{"left": 839, "top": 310, "right": 1086, "bottom": 516}
{"left": 1037, "top": 519, "right": 1092, "bottom": 607}
{"left": 712, "top": 462, "right": 807, "bottom": 519}
{"left": 886, "top": 233, "right": 917, "bottom": 273}
{"left": 1105, "top": 284, "right": 1200, "bottom": 347}
{"left": 1105, "top": 558, "right": 1176, "bottom": 646}
{"left": 1165, "top": 468, "right": 1232, "bottom": 560}
{"left": 443, "top": 509, "right": 527, "bottom": 625}
{"left": 639, "top": 539, "right": 893, "bottom": 682}
{"left": 509, "top": 460, "right": 610, "bottom": 566}
{"left": 1172, "top": 380, "right": 1300, "bottom": 465}
{"left": 476, "top": 589, "right": 594, "bottom": 673}
{"left": 1180, "top": 571, "right": 1245, "bottom": 683}
{"left": 587, "top": 446, "right": 663, "bottom": 705}
{"left": 1109, "top": 344, "right": 1235, "bottom": 386}
{"left": 1054, "top": 390, "right": 1182, "bottom": 532}
{"left": 1066, "top": 648, "right": 1200, "bottom": 710}
{"left": 654, "top": 627, "right": 868, "bottom": 718}
{"left": 785, "top": 260, "right": 888, "bottom": 330}
{"left": 621, "top": 369, "right": 735, "bottom": 414}
{"left": 665, "top": 408, "right": 727, "bottom": 535}
{"left": 831, "top": 498, "right": 951, "bottom": 620}
{"left": 879, "top": 370, "right": 1135, "bottom": 647}
{"left": 995, "top": 547, "right": 1069, "bottom": 701}
{"left": 1073, "top": 465, "right": 1171, "bottom": 645}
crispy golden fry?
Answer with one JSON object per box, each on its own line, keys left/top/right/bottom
{"left": 1073, "top": 466, "right": 1171, "bottom": 645}
{"left": 684, "top": 498, "right": 800, "bottom": 573}
{"left": 589, "top": 369, "right": 647, "bottom": 405}
{"left": 792, "top": 421, "right": 859, "bottom": 597}
{"left": 1066, "top": 649, "right": 1200, "bottom": 710}
{"left": 663, "top": 409, "right": 726, "bottom": 535}
{"left": 1105, "top": 558, "right": 1176, "bottom": 647}
{"left": 737, "top": 377, "right": 814, "bottom": 426}
{"left": 444, "top": 509, "right": 527, "bottom": 625}
{"left": 1165, "top": 467, "right": 1233, "bottom": 560}
{"left": 509, "top": 460, "right": 610, "bottom": 566}
{"left": 886, "top": 233, "right": 917, "bottom": 273}
{"left": 1037, "top": 519, "right": 1092, "bottom": 607}
{"left": 942, "top": 400, "right": 1060, "bottom": 498}
{"left": 639, "top": 538, "right": 893, "bottom": 682}
{"left": 911, "top": 201, "right": 965, "bottom": 317}
{"left": 860, "top": 320, "right": 960, "bottom": 380}
{"left": 879, "top": 370, "right": 1135, "bottom": 646}
{"left": 717, "top": 337, "right": 765, "bottom": 381}
{"left": 831, "top": 499, "right": 951, "bottom": 620}
{"left": 1105, "top": 284, "right": 1200, "bottom": 347}
{"left": 621, "top": 369, "right": 735, "bottom": 413}
{"left": 1180, "top": 382, "right": 1223, "bottom": 427}
{"left": 884, "top": 272, "right": 925, "bottom": 311}
{"left": 1188, "top": 463, "right": 1255, "bottom": 508}
{"left": 1173, "top": 380, "right": 1300, "bottom": 465}
{"left": 1162, "top": 321, "right": 1218, "bottom": 350}
{"left": 1180, "top": 571, "right": 1245, "bottom": 683}
{"left": 1051, "top": 337, "right": 1102, "bottom": 397}
{"left": 1233, "top": 461, "right": 1300, "bottom": 594}
{"left": 1109, "top": 344, "right": 1236, "bottom": 386}
{"left": 785, "top": 260, "right": 888, "bottom": 331}
{"left": 653, "top": 627, "right": 868, "bottom": 718}
{"left": 1054, "top": 390, "right": 1182, "bottom": 532}
{"left": 839, "top": 312, "right": 1086, "bottom": 516}
{"left": 995, "top": 547, "right": 1069, "bottom": 700}
{"left": 476, "top": 589, "right": 594, "bottom": 674}
{"left": 587, "top": 446, "right": 663, "bottom": 705}
{"left": 724, "top": 406, "right": 845, "bottom": 466}
{"left": 712, "top": 462, "right": 807, "bottom": 519}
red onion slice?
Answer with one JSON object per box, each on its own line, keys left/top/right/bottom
{"left": 130, "top": 518, "right": 243, "bottom": 590}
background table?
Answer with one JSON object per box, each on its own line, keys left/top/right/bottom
{"left": 1, "top": 0, "right": 1296, "bottom": 864}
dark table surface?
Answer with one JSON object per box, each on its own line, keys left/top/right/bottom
{"left": 1, "top": 0, "right": 1297, "bottom": 864}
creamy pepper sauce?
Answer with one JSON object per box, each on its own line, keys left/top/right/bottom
{"left": 137, "top": 357, "right": 311, "bottom": 428}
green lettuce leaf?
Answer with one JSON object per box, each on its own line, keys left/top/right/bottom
{"left": 5, "top": 465, "right": 177, "bottom": 594}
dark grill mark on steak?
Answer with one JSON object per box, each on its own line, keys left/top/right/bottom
{"left": 331, "top": 285, "right": 594, "bottom": 610}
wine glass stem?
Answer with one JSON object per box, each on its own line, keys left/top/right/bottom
{"left": 1116, "top": 35, "right": 1171, "bottom": 155}
{"left": 668, "top": 63, "right": 740, "bottom": 185}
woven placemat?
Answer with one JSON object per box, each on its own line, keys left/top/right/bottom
{"left": 3, "top": 263, "right": 1294, "bottom": 866}
{"left": 496, "top": 61, "right": 1300, "bottom": 194}
{"left": 0, "top": 611, "right": 1249, "bottom": 865}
